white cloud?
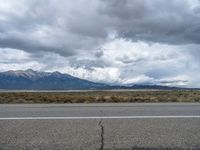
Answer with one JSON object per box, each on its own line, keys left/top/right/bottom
{"left": 1, "top": 39, "right": 198, "bottom": 87}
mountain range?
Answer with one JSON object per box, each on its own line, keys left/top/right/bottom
{"left": 0, "top": 69, "right": 178, "bottom": 90}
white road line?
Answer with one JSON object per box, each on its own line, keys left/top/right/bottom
{"left": 0, "top": 116, "right": 200, "bottom": 120}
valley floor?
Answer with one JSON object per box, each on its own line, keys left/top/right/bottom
{"left": 0, "top": 90, "right": 200, "bottom": 103}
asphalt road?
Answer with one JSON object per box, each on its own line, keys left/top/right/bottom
{"left": 0, "top": 103, "right": 200, "bottom": 150}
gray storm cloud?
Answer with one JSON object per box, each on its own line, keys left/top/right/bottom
{"left": 0, "top": 0, "right": 108, "bottom": 56}
{"left": 0, "top": 0, "right": 200, "bottom": 56}
{"left": 101, "top": 0, "right": 200, "bottom": 44}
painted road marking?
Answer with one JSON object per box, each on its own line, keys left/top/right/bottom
{"left": 0, "top": 116, "right": 200, "bottom": 120}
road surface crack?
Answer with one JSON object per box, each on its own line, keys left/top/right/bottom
{"left": 98, "top": 119, "right": 104, "bottom": 150}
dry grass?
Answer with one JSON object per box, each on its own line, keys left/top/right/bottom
{"left": 0, "top": 90, "right": 200, "bottom": 104}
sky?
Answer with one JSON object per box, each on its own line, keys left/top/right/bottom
{"left": 0, "top": 0, "right": 200, "bottom": 87}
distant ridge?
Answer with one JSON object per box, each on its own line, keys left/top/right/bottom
{"left": 0, "top": 69, "right": 107, "bottom": 90}
{"left": 0, "top": 69, "right": 180, "bottom": 90}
